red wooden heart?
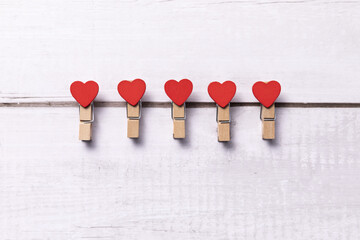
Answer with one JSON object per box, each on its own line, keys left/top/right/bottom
{"left": 117, "top": 79, "right": 146, "bottom": 106}
{"left": 164, "top": 79, "right": 193, "bottom": 106}
{"left": 208, "top": 81, "right": 236, "bottom": 108}
{"left": 252, "top": 81, "right": 281, "bottom": 108}
{"left": 70, "top": 81, "right": 99, "bottom": 107}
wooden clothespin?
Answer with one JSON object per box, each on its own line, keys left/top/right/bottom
{"left": 261, "top": 104, "right": 275, "bottom": 139}
{"left": 70, "top": 81, "right": 99, "bottom": 141}
{"left": 164, "top": 79, "right": 193, "bottom": 139}
{"left": 172, "top": 102, "right": 186, "bottom": 138}
{"left": 208, "top": 81, "right": 236, "bottom": 142}
{"left": 217, "top": 104, "right": 230, "bottom": 141}
{"left": 117, "top": 79, "right": 146, "bottom": 138}
{"left": 252, "top": 80, "right": 281, "bottom": 140}
{"left": 126, "top": 102, "right": 141, "bottom": 138}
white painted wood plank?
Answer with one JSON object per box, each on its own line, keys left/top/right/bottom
{"left": 1, "top": 0, "right": 360, "bottom": 103}
{"left": 0, "top": 106, "right": 359, "bottom": 239}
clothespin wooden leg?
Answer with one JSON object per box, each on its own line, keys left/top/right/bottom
{"left": 261, "top": 104, "right": 275, "bottom": 140}
{"left": 172, "top": 102, "right": 185, "bottom": 139}
{"left": 79, "top": 104, "right": 93, "bottom": 141}
{"left": 217, "top": 104, "right": 230, "bottom": 142}
{"left": 127, "top": 103, "right": 140, "bottom": 138}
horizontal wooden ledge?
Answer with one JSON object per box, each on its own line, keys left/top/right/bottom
{"left": 1, "top": 102, "right": 360, "bottom": 108}
{"left": 2, "top": 88, "right": 360, "bottom": 105}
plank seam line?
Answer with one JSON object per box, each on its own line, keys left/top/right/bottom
{"left": 1, "top": 102, "right": 360, "bottom": 108}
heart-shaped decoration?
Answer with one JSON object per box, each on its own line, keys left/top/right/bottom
{"left": 117, "top": 79, "right": 146, "bottom": 106}
{"left": 70, "top": 81, "right": 99, "bottom": 107}
{"left": 164, "top": 79, "right": 193, "bottom": 106}
{"left": 252, "top": 81, "right": 281, "bottom": 108}
{"left": 208, "top": 81, "right": 236, "bottom": 108}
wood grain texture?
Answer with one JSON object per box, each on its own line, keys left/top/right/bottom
{"left": 79, "top": 122, "right": 92, "bottom": 141}
{"left": 262, "top": 120, "right": 275, "bottom": 139}
{"left": 1, "top": 0, "right": 360, "bottom": 103}
{"left": 173, "top": 119, "right": 186, "bottom": 139}
{"left": 127, "top": 103, "right": 140, "bottom": 119}
{"left": 80, "top": 105, "right": 92, "bottom": 121}
{"left": 217, "top": 105, "right": 230, "bottom": 122}
{"left": 261, "top": 105, "right": 275, "bottom": 120}
{"left": 0, "top": 106, "right": 359, "bottom": 239}
{"left": 218, "top": 122, "right": 231, "bottom": 142}
{"left": 172, "top": 103, "right": 185, "bottom": 119}
{"left": 127, "top": 119, "right": 140, "bottom": 138}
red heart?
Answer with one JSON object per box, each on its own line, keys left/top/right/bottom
{"left": 252, "top": 81, "right": 281, "bottom": 108}
{"left": 208, "top": 81, "right": 236, "bottom": 108}
{"left": 70, "top": 81, "right": 99, "bottom": 107}
{"left": 164, "top": 79, "right": 193, "bottom": 106}
{"left": 117, "top": 79, "right": 146, "bottom": 106}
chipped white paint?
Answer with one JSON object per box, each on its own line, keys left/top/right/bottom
{"left": 1, "top": 0, "right": 360, "bottom": 239}
{"left": 1, "top": 106, "right": 360, "bottom": 239}
{"left": 0, "top": 0, "right": 360, "bottom": 103}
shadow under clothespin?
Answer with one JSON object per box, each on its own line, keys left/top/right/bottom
{"left": 164, "top": 79, "right": 193, "bottom": 139}
{"left": 208, "top": 81, "right": 237, "bottom": 142}
{"left": 252, "top": 80, "right": 281, "bottom": 140}
{"left": 117, "top": 79, "right": 146, "bottom": 139}
{"left": 70, "top": 80, "right": 99, "bottom": 141}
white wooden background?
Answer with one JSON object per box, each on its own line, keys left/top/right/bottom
{"left": 1, "top": 0, "right": 360, "bottom": 239}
